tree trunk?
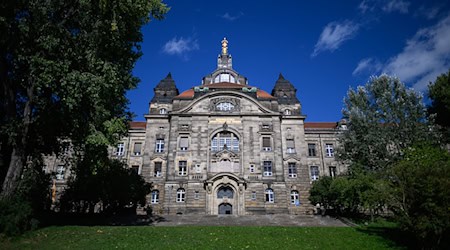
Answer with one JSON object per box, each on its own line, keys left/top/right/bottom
{"left": 1, "top": 80, "right": 35, "bottom": 198}
{"left": 1, "top": 148, "right": 25, "bottom": 197}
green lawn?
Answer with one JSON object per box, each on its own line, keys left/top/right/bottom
{"left": 1, "top": 226, "right": 405, "bottom": 249}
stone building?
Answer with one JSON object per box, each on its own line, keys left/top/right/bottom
{"left": 47, "top": 38, "right": 346, "bottom": 215}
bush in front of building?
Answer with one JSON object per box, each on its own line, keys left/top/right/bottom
{"left": 59, "top": 159, "right": 150, "bottom": 215}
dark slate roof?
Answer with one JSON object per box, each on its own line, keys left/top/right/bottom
{"left": 151, "top": 73, "right": 180, "bottom": 103}
{"left": 271, "top": 74, "right": 300, "bottom": 105}
{"left": 272, "top": 73, "right": 296, "bottom": 91}
{"left": 154, "top": 73, "right": 178, "bottom": 90}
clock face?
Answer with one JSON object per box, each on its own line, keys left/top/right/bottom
{"left": 216, "top": 102, "right": 234, "bottom": 111}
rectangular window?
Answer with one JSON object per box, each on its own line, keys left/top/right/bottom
{"left": 249, "top": 164, "right": 255, "bottom": 173}
{"left": 151, "top": 190, "right": 159, "bottom": 204}
{"left": 194, "top": 191, "right": 200, "bottom": 200}
{"left": 325, "top": 143, "right": 334, "bottom": 157}
{"left": 262, "top": 137, "right": 271, "bottom": 151}
{"left": 133, "top": 142, "right": 142, "bottom": 156}
{"left": 154, "top": 162, "right": 162, "bottom": 177}
{"left": 179, "top": 136, "right": 189, "bottom": 151}
{"left": 56, "top": 165, "right": 65, "bottom": 180}
{"left": 251, "top": 191, "right": 256, "bottom": 200}
{"left": 116, "top": 143, "right": 125, "bottom": 156}
{"left": 308, "top": 143, "right": 316, "bottom": 157}
{"left": 263, "top": 161, "right": 273, "bottom": 176}
{"left": 288, "top": 163, "right": 297, "bottom": 178}
{"left": 329, "top": 166, "right": 337, "bottom": 178}
{"left": 286, "top": 139, "right": 295, "bottom": 153}
{"left": 310, "top": 166, "right": 320, "bottom": 181}
{"left": 131, "top": 165, "right": 140, "bottom": 175}
{"left": 155, "top": 139, "right": 164, "bottom": 153}
{"left": 178, "top": 161, "right": 187, "bottom": 176}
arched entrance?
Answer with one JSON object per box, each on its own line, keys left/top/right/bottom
{"left": 205, "top": 173, "right": 246, "bottom": 215}
{"left": 219, "top": 203, "right": 232, "bottom": 214}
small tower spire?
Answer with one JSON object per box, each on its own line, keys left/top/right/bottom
{"left": 221, "top": 37, "right": 228, "bottom": 55}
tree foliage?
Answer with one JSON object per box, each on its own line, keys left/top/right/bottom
{"left": 309, "top": 173, "right": 387, "bottom": 217}
{"left": 0, "top": 0, "right": 168, "bottom": 197}
{"left": 388, "top": 144, "right": 450, "bottom": 248}
{"left": 60, "top": 158, "right": 150, "bottom": 215}
{"left": 428, "top": 69, "right": 450, "bottom": 143}
{"left": 338, "top": 74, "right": 436, "bottom": 172}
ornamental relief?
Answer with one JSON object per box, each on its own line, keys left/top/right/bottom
{"left": 209, "top": 97, "right": 241, "bottom": 112}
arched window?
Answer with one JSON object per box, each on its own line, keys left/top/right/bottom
{"left": 214, "top": 73, "right": 236, "bottom": 83}
{"left": 284, "top": 109, "right": 291, "bottom": 115}
{"left": 217, "top": 187, "right": 234, "bottom": 198}
{"left": 290, "top": 190, "right": 299, "bottom": 205}
{"left": 265, "top": 188, "right": 274, "bottom": 203}
{"left": 176, "top": 188, "right": 185, "bottom": 202}
{"left": 159, "top": 108, "right": 167, "bottom": 114}
{"left": 211, "top": 131, "right": 239, "bottom": 152}
{"left": 151, "top": 190, "right": 159, "bottom": 204}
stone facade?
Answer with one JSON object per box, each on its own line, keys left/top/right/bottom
{"left": 45, "top": 38, "right": 346, "bottom": 215}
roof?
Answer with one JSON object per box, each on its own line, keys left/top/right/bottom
{"left": 304, "top": 122, "right": 337, "bottom": 129}
{"left": 129, "top": 121, "right": 146, "bottom": 129}
{"left": 174, "top": 82, "right": 276, "bottom": 100}
{"left": 175, "top": 89, "right": 195, "bottom": 99}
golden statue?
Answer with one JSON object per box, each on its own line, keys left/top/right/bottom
{"left": 221, "top": 37, "right": 228, "bottom": 55}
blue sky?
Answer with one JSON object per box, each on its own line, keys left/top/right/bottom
{"left": 128, "top": 0, "right": 450, "bottom": 122}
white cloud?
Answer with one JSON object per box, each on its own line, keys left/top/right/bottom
{"left": 358, "top": 0, "right": 375, "bottom": 13}
{"left": 312, "top": 20, "right": 359, "bottom": 57}
{"left": 162, "top": 37, "right": 199, "bottom": 58}
{"left": 353, "top": 58, "right": 383, "bottom": 75}
{"left": 383, "top": 14, "right": 450, "bottom": 91}
{"left": 382, "top": 0, "right": 410, "bottom": 14}
{"left": 221, "top": 12, "right": 243, "bottom": 21}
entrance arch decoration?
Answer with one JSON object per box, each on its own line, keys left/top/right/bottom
{"left": 204, "top": 173, "right": 246, "bottom": 215}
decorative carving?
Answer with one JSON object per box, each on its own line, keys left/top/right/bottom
{"left": 156, "top": 133, "right": 165, "bottom": 139}
{"left": 178, "top": 124, "right": 191, "bottom": 132}
{"left": 259, "top": 124, "right": 273, "bottom": 132}
{"left": 223, "top": 122, "right": 228, "bottom": 131}
{"left": 210, "top": 97, "right": 240, "bottom": 112}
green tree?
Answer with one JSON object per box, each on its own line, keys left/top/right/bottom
{"left": 60, "top": 158, "right": 150, "bottom": 215}
{"left": 388, "top": 144, "right": 450, "bottom": 248}
{"left": 428, "top": 70, "right": 450, "bottom": 143}
{"left": 338, "top": 74, "right": 436, "bottom": 172}
{"left": 0, "top": 0, "right": 169, "bottom": 197}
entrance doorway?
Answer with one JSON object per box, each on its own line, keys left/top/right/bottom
{"left": 219, "top": 203, "right": 232, "bottom": 214}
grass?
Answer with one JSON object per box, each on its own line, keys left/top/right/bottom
{"left": 0, "top": 225, "right": 405, "bottom": 249}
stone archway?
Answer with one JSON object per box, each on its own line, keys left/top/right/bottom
{"left": 205, "top": 173, "right": 246, "bottom": 215}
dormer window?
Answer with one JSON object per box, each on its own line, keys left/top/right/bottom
{"left": 284, "top": 109, "right": 292, "bottom": 115}
{"left": 216, "top": 102, "right": 234, "bottom": 111}
{"left": 159, "top": 108, "right": 167, "bottom": 114}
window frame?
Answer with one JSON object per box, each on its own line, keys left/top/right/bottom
{"left": 155, "top": 139, "right": 165, "bottom": 153}
{"left": 154, "top": 162, "right": 162, "bottom": 177}
{"left": 178, "top": 161, "right": 187, "bottom": 176}
{"left": 151, "top": 190, "right": 159, "bottom": 204}
{"left": 133, "top": 142, "right": 142, "bottom": 156}
{"left": 288, "top": 162, "right": 297, "bottom": 178}
{"left": 262, "top": 136, "right": 272, "bottom": 151}
{"left": 263, "top": 161, "right": 273, "bottom": 176}
{"left": 308, "top": 143, "right": 316, "bottom": 157}
{"left": 265, "top": 188, "right": 274, "bottom": 203}
{"left": 116, "top": 143, "right": 125, "bottom": 156}
{"left": 290, "top": 190, "right": 299, "bottom": 205}
{"left": 310, "top": 166, "right": 320, "bottom": 181}
{"left": 176, "top": 188, "right": 185, "bottom": 202}
{"left": 325, "top": 143, "right": 334, "bottom": 157}
{"left": 56, "top": 165, "right": 65, "bottom": 180}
